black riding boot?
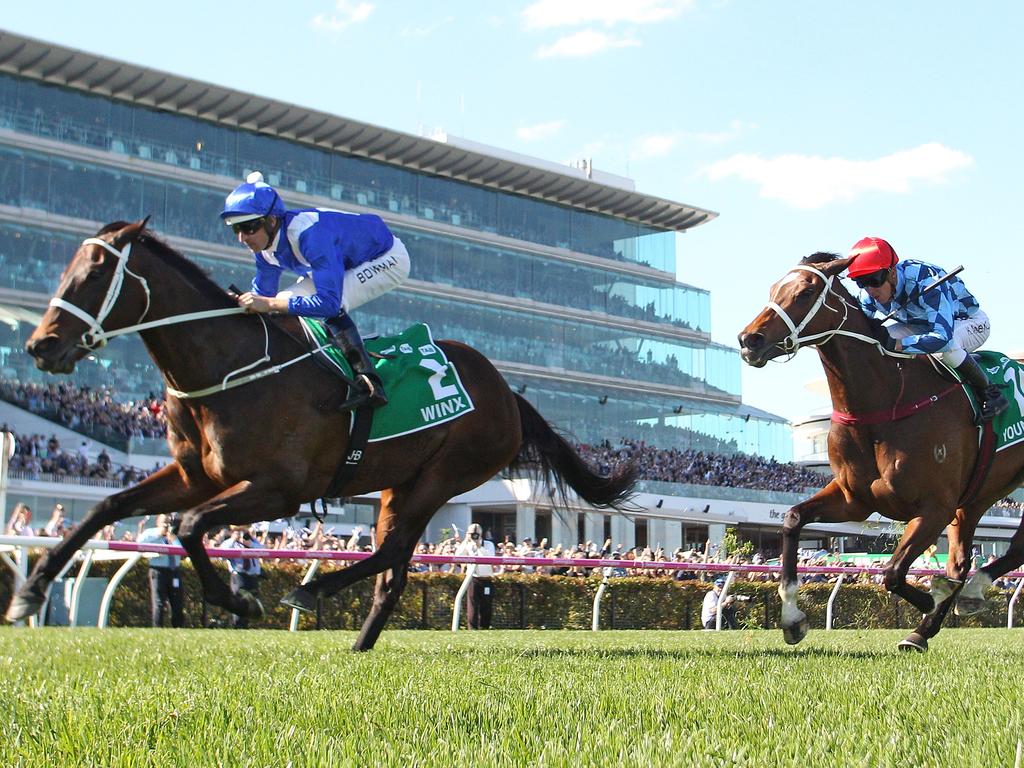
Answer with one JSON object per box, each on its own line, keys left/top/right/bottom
{"left": 325, "top": 312, "right": 387, "bottom": 409}
{"left": 955, "top": 354, "right": 1008, "bottom": 421}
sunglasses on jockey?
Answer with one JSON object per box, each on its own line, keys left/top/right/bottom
{"left": 853, "top": 269, "right": 891, "bottom": 290}
{"left": 231, "top": 218, "right": 266, "bottom": 236}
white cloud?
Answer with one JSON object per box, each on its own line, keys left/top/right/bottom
{"left": 537, "top": 29, "right": 641, "bottom": 59}
{"left": 523, "top": 0, "right": 694, "bottom": 29}
{"left": 627, "top": 122, "right": 749, "bottom": 160}
{"left": 311, "top": 1, "right": 374, "bottom": 32}
{"left": 704, "top": 142, "right": 973, "bottom": 209}
{"left": 401, "top": 16, "right": 454, "bottom": 38}
{"left": 630, "top": 133, "right": 680, "bottom": 160}
{"left": 517, "top": 120, "right": 567, "bottom": 141}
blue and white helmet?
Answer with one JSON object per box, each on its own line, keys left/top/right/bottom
{"left": 220, "top": 171, "right": 285, "bottom": 225}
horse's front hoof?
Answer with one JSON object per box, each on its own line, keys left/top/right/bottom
{"left": 782, "top": 617, "right": 809, "bottom": 645}
{"left": 954, "top": 596, "right": 986, "bottom": 617}
{"left": 928, "top": 576, "right": 957, "bottom": 609}
{"left": 898, "top": 632, "right": 928, "bottom": 653}
{"left": 5, "top": 585, "right": 45, "bottom": 623}
{"left": 237, "top": 590, "right": 264, "bottom": 619}
{"left": 280, "top": 587, "right": 316, "bottom": 613}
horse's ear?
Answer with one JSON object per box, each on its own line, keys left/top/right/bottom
{"left": 113, "top": 217, "right": 150, "bottom": 249}
{"left": 820, "top": 256, "right": 856, "bottom": 278}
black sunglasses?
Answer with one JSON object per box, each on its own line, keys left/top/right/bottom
{"left": 854, "top": 270, "right": 889, "bottom": 289}
{"left": 231, "top": 218, "right": 265, "bottom": 236}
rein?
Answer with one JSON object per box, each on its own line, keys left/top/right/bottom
{"left": 57, "top": 236, "right": 333, "bottom": 399}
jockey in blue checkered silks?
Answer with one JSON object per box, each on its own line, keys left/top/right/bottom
{"left": 847, "top": 236, "right": 1008, "bottom": 421}
{"left": 221, "top": 172, "right": 410, "bottom": 409}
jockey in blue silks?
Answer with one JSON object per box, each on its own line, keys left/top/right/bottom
{"left": 221, "top": 172, "right": 410, "bottom": 409}
{"left": 846, "top": 236, "right": 1008, "bottom": 421}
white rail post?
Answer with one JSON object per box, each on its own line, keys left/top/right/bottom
{"left": 97, "top": 553, "right": 143, "bottom": 628}
{"left": 38, "top": 555, "right": 79, "bottom": 627}
{"left": 592, "top": 567, "right": 612, "bottom": 631}
{"left": 0, "top": 431, "right": 14, "bottom": 533}
{"left": 69, "top": 549, "right": 95, "bottom": 628}
{"left": 715, "top": 571, "right": 736, "bottom": 631}
{"left": 826, "top": 574, "right": 845, "bottom": 630}
{"left": 289, "top": 560, "right": 321, "bottom": 632}
{"left": 451, "top": 563, "right": 476, "bottom": 632}
{"left": 1008, "top": 577, "right": 1024, "bottom": 629}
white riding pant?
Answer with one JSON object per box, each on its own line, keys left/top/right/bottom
{"left": 276, "top": 236, "right": 410, "bottom": 314}
{"left": 888, "top": 308, "right": 991, "bottom": 368}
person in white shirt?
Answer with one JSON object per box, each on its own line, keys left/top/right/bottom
{"left": 701, "top": 578, "right": 737, "bottom": 630}
{"left": 454, "top": 523, "right": 496, "bottom": 629}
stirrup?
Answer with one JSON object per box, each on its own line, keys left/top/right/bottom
{"left": 980, "top": 387, "right": 1008, "bottom": 421}
{"left": 339, "top": 374, "right": 387, "bottom": 410}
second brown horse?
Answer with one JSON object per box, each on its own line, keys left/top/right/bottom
{"left": 739, "top": 252, "right": 1024, "bottom": 651}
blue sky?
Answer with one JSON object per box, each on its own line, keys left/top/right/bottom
{"left": 4, "top": 1, "right": 1023, "bottom": 423}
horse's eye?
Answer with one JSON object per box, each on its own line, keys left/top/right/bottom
{"left": 84, "top": 267, "right": 104, "bottom": 281}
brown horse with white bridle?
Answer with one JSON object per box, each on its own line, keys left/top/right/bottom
{"left": 738, "top": 252, "right": 1024, "bottom": 651}
{"left": 5, "top": 220, "right": 635, "bottom": 649}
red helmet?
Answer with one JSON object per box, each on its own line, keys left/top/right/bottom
{"left": 847, "top": 237, "right": 898, "bottom": 278}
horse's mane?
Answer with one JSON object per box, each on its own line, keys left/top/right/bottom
{"left": 801, "top": 251, "right": 842, "bottom": 265}
{"left": 797, "top": 250, "right": 890, "bottom": 344}
{"left": 97, "top": 222, "right": 235, "bottom": 308}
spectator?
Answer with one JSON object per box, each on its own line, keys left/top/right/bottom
{"left": 6, "top": 503, "right": 35, "bottom": 536}
{"left": 701, "top": 577, "right": 737, "bottom": 630}
{"left": 454, "top": 522, "right": 495, "bottom": 629}
{"left": 136, "top": 514, "right": 184, "bottom": 628}
{"left": 43, "top": 503, "right": 67, "bottom": 537}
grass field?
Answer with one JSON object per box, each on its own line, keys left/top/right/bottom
{"left": 2, "top": 627, "right": 1022, "bottom": 767}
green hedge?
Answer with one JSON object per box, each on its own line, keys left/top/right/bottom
{"left": 0, "top": 560, "right": 1018, "bottom": 630}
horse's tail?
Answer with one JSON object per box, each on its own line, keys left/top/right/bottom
{"left": 509, "top": 393, "right": 636, "bottom": 510}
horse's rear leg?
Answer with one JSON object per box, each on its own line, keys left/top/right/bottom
{"left": 351, "top": 565, "right": 414, "bottom": 652}
{"left": 779, "top": 481, "right": 869, "bottom": 645}
{"left": 6, "top": 464, "right": 209, "bottom": 623}
{"left": 883, "top": 511, "right": 954, "bottom": 652}
{"left": 910, "top": 507, "right": 979, "bottom": 642}
{"left": 349, "top": 490, "right": 423, "bottom": 651}
{"left": 958, "top": 516, "right": 1024, "bottom": 615}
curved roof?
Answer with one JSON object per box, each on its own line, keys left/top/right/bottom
{"left": 0, "top": 29, "right": 717, "bottom": 232}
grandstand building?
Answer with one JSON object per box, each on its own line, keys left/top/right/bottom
{"left": 1, "top": 30, "right": 1017, "bottom": 557}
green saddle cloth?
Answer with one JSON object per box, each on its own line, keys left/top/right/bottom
{"left": 964, "top": 351, "right": 1024, "bottom": 451}
{"left": 300, "top": 319, "right": 475, "bottom": 442}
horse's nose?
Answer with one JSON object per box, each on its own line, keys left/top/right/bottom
{"left": 738, "top": 331, "right": 764, "bottom": 350}
{"left": 26, "top": 334, "right": 58, "bottom": 359}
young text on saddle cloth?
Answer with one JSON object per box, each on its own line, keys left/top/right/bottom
{"left": 970, "top": 352, "right": 1024, "bottom": 451}
{"left": 300, "top": 320, "right": 475, "bottom": 441}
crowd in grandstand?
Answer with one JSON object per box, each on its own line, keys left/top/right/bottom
{"left": 0, "top": 379, "right": 166, "bottom": 442}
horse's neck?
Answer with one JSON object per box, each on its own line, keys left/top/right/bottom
{"left": 816, "top": 333, "right": 929, "bottom": 417}
{"left": 137, "top": 274, "right": 256, "bottom": 396}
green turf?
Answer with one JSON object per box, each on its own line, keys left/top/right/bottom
{"left": 2, "top": 627, "right": 1022, "bottom": 767}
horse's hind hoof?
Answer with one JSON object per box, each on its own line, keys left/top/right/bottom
{"left": 5, "top": 586, "right": 45, "bottom": 623}
{"left": 898, "top": 633, "right": 928, "bottom": 653}
{"left": 954, "top": 597, "right": 986, "bottom": 617}
{"left": 782, "top": 617, "right": 809, "bottom": 645}
{"left": 237, "top": 590, "right": 265, "bottom": 620}
{"left": 280, "top": 587, "right": 316, "bottom": 613}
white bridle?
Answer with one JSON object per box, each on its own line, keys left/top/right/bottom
{"left": 762, "top": 264, "right": 911, "bottom": 357}
{"left": 47, "top": 236, "right": 334, "bottom": 399}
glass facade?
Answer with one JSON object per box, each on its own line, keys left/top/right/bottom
{"left": 0, "top": 72, "right": 791, "bottom": 459}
